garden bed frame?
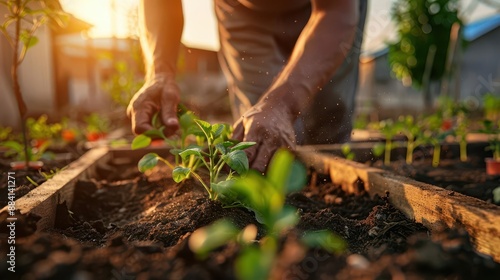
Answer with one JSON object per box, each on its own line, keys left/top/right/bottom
{"left": 1, "top": 145, "right": 499, "bottom": 262}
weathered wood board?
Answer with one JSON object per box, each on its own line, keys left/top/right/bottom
{"left": 297, "top": 147, "right": 500, "bottom": 263}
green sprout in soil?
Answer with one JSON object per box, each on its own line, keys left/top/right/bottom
{"left": 133, "top": 110, "right": 255, "bottom": 201}
{"left": 341, "top": 143, "right": 355, "bottom": 161}
{"left": 421, "top": 113, "right": 454, "bottom": 167}
{"left": 372, "top": 119, "right": 402, "bottom": 165}
{"left": 480, "top": 119, "right": 500, "bottom": 161}
{"left": 26, "top": 166, "right": 66, "bottom": 187}
{"left": 188, "top": 149, "right": 345, "bottom": 280}
{"left": 398, "top": 115, "right": 426, "bottom": 164}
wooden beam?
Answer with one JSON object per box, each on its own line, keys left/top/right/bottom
{"left": 0, "top": 147, "right": 110, "bottom": 231}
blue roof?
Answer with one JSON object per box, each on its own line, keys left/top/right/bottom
{"left": 463, "top": 14, "right": 500, "bottom": 41}
{"left": 362, "top": 14, "right": 500, "bottom": 60}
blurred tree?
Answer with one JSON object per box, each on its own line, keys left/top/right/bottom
{"left": 388, "top": 0, "right": 462, "bottom": 91}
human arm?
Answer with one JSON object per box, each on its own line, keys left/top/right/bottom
{"left": 127, "top": 0, "right": 184, "bottom": 135}
{"left": 233, "top": 0, "right": 360, "bottom": 171}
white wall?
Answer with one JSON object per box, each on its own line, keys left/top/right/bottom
{"left": 0, "top": 4, "right": 55, "bottom": 128}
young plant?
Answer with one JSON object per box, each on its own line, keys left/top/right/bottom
{"left": 341, "top": 143, "right": 355, "bottom": 161}
{"left": 421, "top": 114, "right": 454, "bottom": 167}
{"left": 84, "top": 113, "right": 111, "bottom": 141}
{"left": 26, "top": 166, "right": 66, "bottom": 187}
{"left": 171, "top": 119, "right": 255, "bottom": 200}
{"left": 480, "top": 119, "right": 500, "bottom": 161}
{"left": 189, "top": 149, "right": 345, "bottom": 280}
{"left": 0, "top": 0, "right": 67, "bottom": 168}
{"left": 454, "top": 111, "right": 469, "bottom": 162}
{"left": 1, "top": 137, "right": 51, "bottom": 162}
{"left": 26, "top": 115, "right": 62, "bottom": 148}
{"left": 373, "top": 119, "right": 402, "bottom": 165}
{"left": 483, "top": 93, "right": 500, "bottom": 123}
{"left": 135, "top": 114, "right": 255, "bottom": 200}
{"left": 398, "top": 115, "right": 426, "bottom": 164}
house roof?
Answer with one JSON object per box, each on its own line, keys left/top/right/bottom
{"left": 362, "top": 14, "right": 500, "bottom": 61}
{"left": 463, "top": 14, "right": 500, "bottom": 41}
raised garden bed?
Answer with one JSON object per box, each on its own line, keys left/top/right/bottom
{"left": 0, "top": 146, "right": 499, "bottom": 279}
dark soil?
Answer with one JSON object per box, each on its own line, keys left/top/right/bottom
{"left": 1, "top": 158, "right": 499, "bottom": 279}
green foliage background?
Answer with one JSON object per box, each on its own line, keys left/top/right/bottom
{"left": 388, "top": 0, "right": 462, "bottom": 88}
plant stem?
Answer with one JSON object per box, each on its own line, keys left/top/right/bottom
{"left": 12, "top": 0, "right": 29, "bottom": 168}
{"left": 384, "top": 138, "right": 392, "bottom": 166}
{"left": 432, "top": 144, "right": 441, "bottom": 167}
{"left": 406, "top": 138, "right": 414, "bottom": 164}
{"left": 190, "top": 171, "right": 212, "bottom": 199}
{"left": 459, "top": 140, "right": 467, "bottom": 162}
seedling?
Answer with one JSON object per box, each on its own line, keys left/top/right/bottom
{"left": 1, "top": 137, "right": 51, "bottom": 162}
{"left": 480, "top": 119, "right": 500, "bottom": 161}
{"left": 26, "top": 167, "right": 66, "bottom": 187}
{"left": 341, "top": 143, "right": 355, "bottom": 161}
{"left": 483, "top": 93, "right": 500, "bottom": 123}
{"left": 373, "top": 119, "right": 402, "bottom": 165}
{"left": 135, "top": 112, "right": 255, "bottom": 200}
{"left": 84, "top": 113, "right": 111, "bottom": 142}
{"left": 398, "top": 115, "right": 426, "bottom": 164}
{"left": 171, "top": 119, "right": 255, "bottom": 200}
{"left": 26, "top": 115, "right": 62, "bottom": 148}
{"left": 189, "top": 149, "right": 345, "bottom": 280}
{"left": 421, "top": 114, "right": 454, "bottom": 167}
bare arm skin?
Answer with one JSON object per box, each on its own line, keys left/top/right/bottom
{"left": 233, "top": 0, "right": 359, "bottom": 171}
{"left": 127, "top": 0, "right": 184, "bottom": 135}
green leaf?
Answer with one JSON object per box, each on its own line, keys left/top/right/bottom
{"left": 231, "top": 141, "right": 256, "bottom": 151}
{"left": 301, "top": 230, "right": 346, "bottom": 253}
{"left": 131, "top": 134, "right": 151, "bottom": 150}
{"left": 211, "top": 124, "right": 226, "bottom": 139}
{"left": 138, "top": 153, "right": 159, "bottom": 172}
{"left": 189, "top": 219, "right": 239, "bottom": 258}
{"left": 169, "top": 148, "right": 182, "bottom": 156}
{"left": 372, "top": 143, "right": 385, "bottom": 157}
{"left": 211, "top": 180, "right": 239, "bottom": 203}
{"left": 20, "top": 30, "right": 38, "bottom": 49}
{"left": 172, "top": 166, "right": 191, "bottom": 183}
{"left": 0, "top": 140, "right": 24, "bottom": 153}
{"left": 273, "top": 205, "right": 299, "bottom": 232}
{"left": 267, "top": 149, "right": 295, "bottom": 192}
{"left": 222, "top": 150, "right": 249, "bottom": 175}
{"left": 194, "top": 119, "right": 212, "bottom": 136}
{"left": 215, "top": 141, "right": 234, "bottom": 155}
{"left": 236, "top": 247, "right": 274, "bottom": 280}
{"left": 143, "top": 128, "right": 165, "bottom": 139}
{"left": 179, "top": 111, "right": 198, "bottom": 131}
{"left": 284, "top": 161, "right": 307, "bottom": 193}
{"left": 179, "top": 147, "right": 202, "bottom": 160}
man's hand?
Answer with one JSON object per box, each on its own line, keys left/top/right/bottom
{"left": 127, "top": 74, "right": 180, "bottom": 136}
{"left": 232, "top": 103, "right": 296, "bottom": 173}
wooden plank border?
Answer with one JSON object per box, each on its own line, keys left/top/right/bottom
{"left": 297, "top": 148, "right": 500, "bottom": 262}
{"left": 1, "top": 147, "right": 111, "bottom": 231}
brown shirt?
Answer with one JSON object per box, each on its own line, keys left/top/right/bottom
{"left": 237, "top": 0, "right": 310, "bottom": 13}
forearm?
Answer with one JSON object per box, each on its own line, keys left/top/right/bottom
{"left": 261, "top": 0, "right": 359, "bottom": 118}
{"left": 140, "top": 0, "right": 183, "bottom": 80}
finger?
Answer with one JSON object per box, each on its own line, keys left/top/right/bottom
{"left": 160, "top": 91, "right": 180, "bottom": 137}
{"left": 133, "top": 109, "right": 155, "bottom": 135}
{"left": 250, "top": 140, "right": 273, "bottom": 173}
{"left": 231, "top": 119, "right": 244, "bottom": 141}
